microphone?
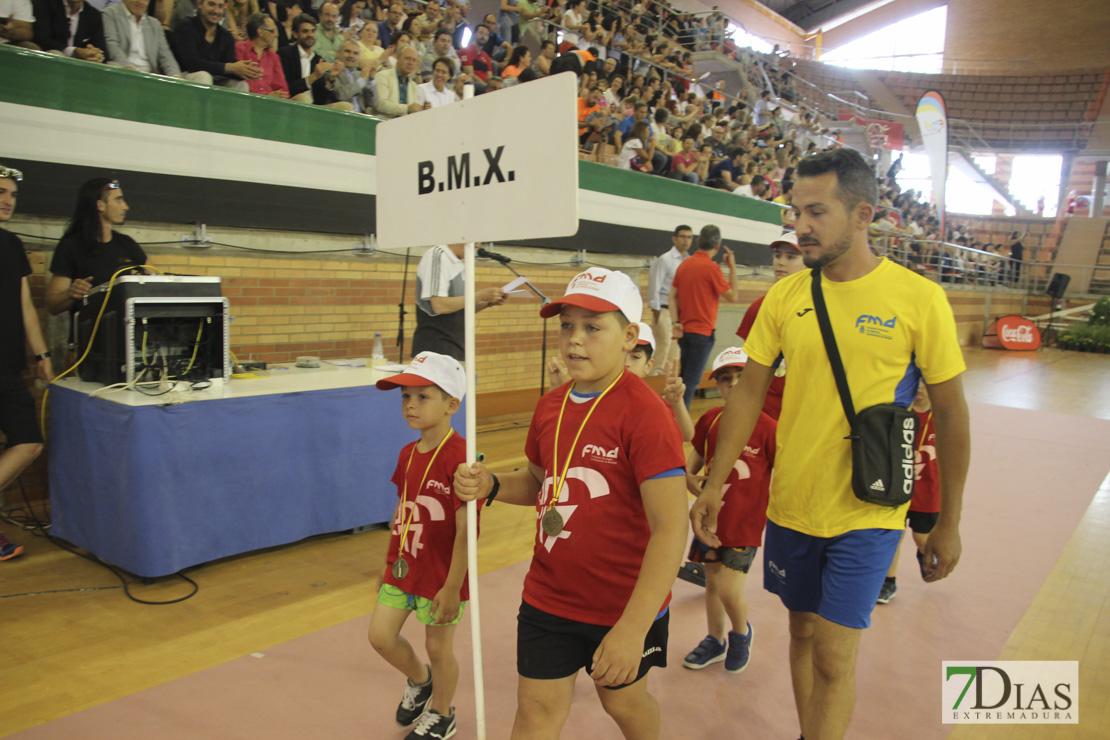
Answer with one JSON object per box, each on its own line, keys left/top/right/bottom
{"left": 477, "top": 247, "right": 511, "bottom": 264}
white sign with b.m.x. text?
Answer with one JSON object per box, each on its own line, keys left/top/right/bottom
{"left": 375, "top": 72, "right": 580, "bottom": 249}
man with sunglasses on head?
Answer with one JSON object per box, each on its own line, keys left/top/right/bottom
{"left": 0, "top": 165, "right": 54, "bottom": 562}
{"left": 45, "top": 178, "right": 147, "bottom": 316}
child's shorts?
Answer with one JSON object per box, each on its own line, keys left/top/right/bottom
{"left": 688, "top": 539, "right": 759, "bottom": 574}
{"left": 516, "top": 600, "right": 669, "bottom": 688}
{"left": 762, "top": 520, "right": 901, "bottom": 630}
{"left": 377, "top": 583, "right": 467, "bottom": 626}
{"left": 906, "top": 510, "right": 938, "bottom": 535}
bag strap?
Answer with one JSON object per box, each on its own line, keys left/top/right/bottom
{"left": 810, "top": 268, "right": 858, "bottom": 432}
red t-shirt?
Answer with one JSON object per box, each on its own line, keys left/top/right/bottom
{"left": 523, "top": 371, "right": 686, "bottom": 626}
{"left": 235, "top": 40, "right": 289, "bottom": 95}
{"left": 672, "top": 250, "right": 729, "bottom": 336}
{"left": 382, "top": 432, "right": 478, "bottom": 600}
{"left": 691, "top": 406, "right": 776, "bottom": 547}
{"left": 737, "top": 295, "right": 785, "bottom": 420}
{"left": 910, "top": 410, "right": 939, "bottom": 513}
{"left": 458, "top": 44, "right": 493, "bottom": 82}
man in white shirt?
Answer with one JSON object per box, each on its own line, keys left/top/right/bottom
{"left": 647, "top": 224, "right": 692, "bottom": 373}
{"left": 103, "top": 0, "right": 185, "bottom": 76}
{"left": 417, "top": 57, "right": 468, "bottom": 109}
{"left": 0, "top": 0, "right": 35, "bottom": 46}
{"left": 412, "top": 243, "right": 507, "bottom": 361}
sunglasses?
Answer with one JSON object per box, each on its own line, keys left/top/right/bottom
{"left": 0, "top": 166, "right": 23, "bottom": 182}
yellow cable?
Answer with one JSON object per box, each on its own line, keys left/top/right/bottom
{"left": 39, "top": 265, "right": 163, "bottom": 439}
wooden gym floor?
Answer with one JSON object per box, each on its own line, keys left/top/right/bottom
{"left": 1, "top": 347, "right": 1108, "bottom": 738}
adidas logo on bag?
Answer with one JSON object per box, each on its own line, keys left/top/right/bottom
{"left": 870, "top": 479, "right": 886, "bottom": 492}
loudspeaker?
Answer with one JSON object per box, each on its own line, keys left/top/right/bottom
{"left": 1046, "top": 273, "right": 1070, "bottom": 300}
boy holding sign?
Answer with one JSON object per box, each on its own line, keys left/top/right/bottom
{"left": 455, "top": 268, "right": 688, "bottom": 739}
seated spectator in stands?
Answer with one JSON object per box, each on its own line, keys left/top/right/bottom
{"left": 617, "top": 120, "right": 653, "bottom": 173}
{"left": 376, "top": 1, "right": 401, "bottom": 47}
{"left": 411, "top": 0, "right": 439, "bottom": 38}
{"left": 225, "top": 0, "right": 258, "bottom": 42}
{"left": 312, "top": 2, "right": 343, "bottom": 62}
{"left": 651, "top": 107, "right": 678, "bottom": 153}
{"left": 533, "top": 38, "right": 555, "bottom": 75}
{"left": 707, "top": 147, "right": 747, "bottom": 192}
{"left": 442, "top": 4, "right": 468, "bottom": 50}
{"left": 479, "top": 11, "right": 511, "bottom": 60}
{"left": 703, "top": 124, "right": 729, "bottom": 158}
{"left": 602, "top": 73, "right": 623, "bottom": 108}
{"left": 481, "top": 75, "right": 503, "bottom": 93}
{"left": 333, "top": 38, "right": 377, "bottom": 111}
{"left": 278, "top": 13, "right": 346, "bottom": 106}
{"left": 615, "top": 102, "right": 667, "bottom": 175}
{"left": 0, "top": 0, "right": 35, "bottom": 47}
{"left": 669, "top": 135, "right": 699, "bottom": 184}
{"left": 420, "top": 29, "right": 458, "bottom": 81}
{"left": 500, "top": 43, "right": 529, "bottom": 79}
{"left": 750, "top": 173, "right": 771, "bottom": 200}
{"left": 374, "top": 43, "right": 420, "bottom": 117}
{"left": 577, "top": 85, "right": 609, "bottom": 145}
{"left": 337, "top": 0, "right": 364, "bottom": 37}
{"left": 235, "top": 13, "right": 288, "bottom": 96}
{"left": 171, "top": 0, "right": 253, "bottom": 89}
{"left": 417, "top": 56, "right": 468, "bottom": 108}
{"left": 459, "top": 23, "right": 495, "bottom": 92}
{"left": 561, "top": 0, "right": 585, "bottom": 49}
{"left": 31, "top": 0, "right": 106, "bottom": 61}
{"left": 104, "top": 0, "right": 188, "bottom": 75}
{"left": 273, "top": 0, "right": 303, "bottom": 48}
{"left": 356, "top": 19, "right": 384, "bottom": 65}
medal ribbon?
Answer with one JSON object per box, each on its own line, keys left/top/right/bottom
{"left": 703, "top": 411, "right": 723, "bottom": 466}
{"left": 917, "top": 411, "right": 933, "bottom": 453}
{"left": 395, "top": 428, "right": 455, "bottom": 561}
{"left": 547, "top": 372, "right": 624, "bottom": 515}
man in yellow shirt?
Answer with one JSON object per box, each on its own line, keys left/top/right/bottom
{"left": 692, "top": 148, "right": 970, "bottom": 740}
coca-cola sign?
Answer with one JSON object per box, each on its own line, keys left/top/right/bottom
{"left": 983, "top": 315, "right": 1042, "bottom": 351}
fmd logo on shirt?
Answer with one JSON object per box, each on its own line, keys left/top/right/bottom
{"left": 417, "top": 146, "right": 515, "bottom": 195}
{"left": 582, "top": 444, "right": 619, "bottom": 464}
{"left": 855, "top": 313, "right": 897, "bottom": 339}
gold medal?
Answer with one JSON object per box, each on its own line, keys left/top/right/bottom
{"left": 541, "top": 509, "right": 565, "bottom": 537}
{"left": 392, "top": 557, "right": 409, "bottom": 580}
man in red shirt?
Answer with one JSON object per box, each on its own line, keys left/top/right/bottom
{"left": 458, "top": 23, "right": 495, "bottom": 93}
{"left": 235, "top": 13, "right": 288, "bottom": 97}
{"left": 670, "top": 224, "right": 742, "bottom": 407}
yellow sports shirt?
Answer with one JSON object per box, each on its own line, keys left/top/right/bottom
{"left": 744, "top": 258, "right": 966, "bottom": 537}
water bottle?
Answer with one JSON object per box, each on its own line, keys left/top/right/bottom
{"left": 371, "top": 334, "right": 385, "bottom": 367}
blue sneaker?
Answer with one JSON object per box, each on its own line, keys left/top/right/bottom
{"left": 0, "top": 532, "right": 24, "bottom": 561}
{"left": 683, "top": 635, "right": 726, "bottom": 669}
{"left": 725, "top": 623, "right": 753, "bottom": 673}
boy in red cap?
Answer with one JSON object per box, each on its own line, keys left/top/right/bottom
{"left": 369, "top": 351, "right": 476, "bottom": 740}
{"left": 682, "top": 348, "right": 776, "bottom": 674}
{"left": 455, "top": 268, "right": 688, "bottom": 739}
{"left": 735, "top": 231, "right": 805, "bottom": 420}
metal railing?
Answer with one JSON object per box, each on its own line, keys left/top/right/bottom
{"left": 869, "top": 235, "right": 1110, "bottom": 297}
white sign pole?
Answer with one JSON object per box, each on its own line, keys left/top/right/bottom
{"left": 463, "top": 241, "right": 485, "bottom": 739}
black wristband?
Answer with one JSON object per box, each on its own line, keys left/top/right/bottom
{"left": 485, "top": 475, "right": 500, "bottom": 507}
{"left": 35, "top": 351, "right": 51, "bottom": 361}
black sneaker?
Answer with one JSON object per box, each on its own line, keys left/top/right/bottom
{"left": 406, "top": 708, "right": 456, "bottom": 739}
{"left": 396, "top": 667, "right": 433, "bottom": 726}
{"left": 677, "top": 562, "right": 706, "bottom": 587}
{"left": 876, "top": 578, "right": 897, "bottom": 604}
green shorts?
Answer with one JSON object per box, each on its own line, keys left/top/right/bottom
{"left": 377, "top": 584, "right": 467, "bottom": 626}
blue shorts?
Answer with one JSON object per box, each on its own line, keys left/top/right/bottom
{"left": 762, "top": 520, "right": 901, "bottom": 629}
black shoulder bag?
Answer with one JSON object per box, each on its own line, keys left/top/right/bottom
{"left": 810, "top": 268, "right": 917, "bottom": 507}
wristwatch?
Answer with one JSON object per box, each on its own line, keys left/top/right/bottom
{"left": 35, "top": 351, "right": 51, "bottom": 361}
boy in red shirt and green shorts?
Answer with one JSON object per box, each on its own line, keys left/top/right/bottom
{"left": 369, "top": 352, "right": 477, "bottom": 740}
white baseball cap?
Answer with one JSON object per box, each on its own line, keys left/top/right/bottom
{"left": 770, "top": 231, "right": 800, "bottom": 253}
{"left": 635, "top": 322, "right": 656, "bottom": 352}
{"left": 375, "top": 351, "right": 466, "bottom": 400}
{"left": 539, "top": 267, "right": 643, "bottom": 324}
{"left": 711, "top": 347, "right": 749, "bottom": 376}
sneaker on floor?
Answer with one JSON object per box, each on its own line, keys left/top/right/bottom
{"left": 876, "top": 578, "right": 898, "bottom": 604}
{"left": 406, "top": 708, "right": 456, "bottom": 739}
{"left": 0, "top": 533, "right": 24, "bottom": 561}
{"left": 725, "top": 623, "right": 753, "bottom": 673}
{"left": 677, "top": 562, "right": 706, "bottom": 587}
{"left": 683, "top": 635, "right": 726, "bottom": 669}
{"left": 396, "top": 666, "right": 433, "bottom": 726}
